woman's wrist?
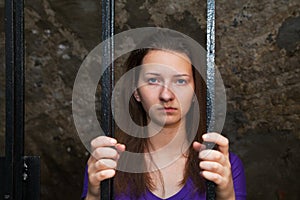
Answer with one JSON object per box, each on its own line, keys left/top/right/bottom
{"left": 85, "top": 192, "right": 100, "bottom": 200}
{"left": 216, "top": 184, "right": 235, "bottom": 200}
{"left": 216, "top": 191, "right": 235, "bottom": 200}
{"left": 86, "top": 185, "right": 100, "bottom": 200}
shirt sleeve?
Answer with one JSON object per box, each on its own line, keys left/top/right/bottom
{"left": 81, "top": 165, "right": 88, "bottom": 199}
{"left": 229, "top": 152, "right": 247, "bottom": 200}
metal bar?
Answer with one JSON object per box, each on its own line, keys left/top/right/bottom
{"left": 4, "top": 0, "right": 16, "bottom": 198}
{"left": 206, "top": 0, "right": 216, "bottom": 199}
{"left": 14, "top": 0, "right": 25, "bottom": 199}
{"left": 100, "top": 0, "right": 115, "bottom": 199}
{"left": 2, "top": 1, "right": 40, "bottom": 200}
{"left": 3, "top": 0, "right": 25, "bottom": 199}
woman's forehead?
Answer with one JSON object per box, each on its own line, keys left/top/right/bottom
{"left": 142, "top": 49, "right": 191, "bottom": 63}
{"left": 141, "top": 50, "right": 192, "bottom": 74}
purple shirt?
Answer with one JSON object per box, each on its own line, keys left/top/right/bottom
{"left": 82, "top": 152, "right": 246, "bottom": 199}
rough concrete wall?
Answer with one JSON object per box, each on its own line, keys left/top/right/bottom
{"left": 0, "top": 0, "right": 299, "bottom": 199}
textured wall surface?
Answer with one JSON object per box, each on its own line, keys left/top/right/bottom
{"left": 0, "top": 0, "right": 299, "bottom": 199}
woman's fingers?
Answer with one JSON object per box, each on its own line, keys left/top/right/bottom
{"left": 188, "top": 134, "right": 235, "bottom": 198}
{"left": 92, "top": 146, "right": 119, "bottom": 160}
{"left": 200, "top": 170, "right": 223, "bottom": 185}
{"left": 202, "top": 133, "right": 229, "bottom": 156}
{"left": 199, "top": 161, "right": 224, "bottom": 175}
{"left": 87, "top": 136, "right": 126, "bottom": 186}
{"left": 199, "top": 149, "right": 226, "bottom": 164}
{"left": 91, "top": 136, "right": 117, "bottom": 151}
{"left": 89, "top": 169, "right": 116, "bottom": 186}
{"left": 87, "top": 156, "right": 118, "bottom": 186}
{"left": 195, "top": 132, "right": 234, "bottom": 194}
{"left": 90, "top": 136, "right": 126, "bottom": 160}
{"left": 192, "top": 141, "right": 206, "bottom": 152}
{"left": 94, "top": 158, "right": 117, "bottom": 170}
{"left": 115, "top": 143, "right": 126, "bottom": 152}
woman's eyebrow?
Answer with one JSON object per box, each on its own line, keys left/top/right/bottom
{"left": 173, "top": 74, "right": 190, "bottom": 77}
{"left": 144, "top": 72, "right": 191, "bottom": 77}
{"left": 145, "top": 72, "right": 161, "bottom": 76}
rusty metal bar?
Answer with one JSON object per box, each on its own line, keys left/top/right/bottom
{"left": 206, "top": 0, "right": 217, "bottom": 199}
{"left": 100, "top": 0, "right": 115, "bottom": 199}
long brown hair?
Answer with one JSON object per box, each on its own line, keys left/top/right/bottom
{"left": 114, "top": 30, "right": 207, "bottom": 197}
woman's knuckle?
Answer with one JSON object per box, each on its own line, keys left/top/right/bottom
{"left": 97, "top": 159, "right": 104, "bottom": 168}
{"left": 214, "top": 174, "right": 221, "bottom": 183}
{"left": 211, "top": 174, "right": 217, "bottom": 181}
{"left": 224, "top": 138, "right": 229, "bottom": 146}
{"left": 215, "top": 152, "right": 221, "bottom": 160}
{"left": 91, "top": 139, "right": 97, "bottom": 149}
{"left": 98, "top": 171, "right": 106, "bottom": 180}
{"left": 212, "top": 163, "right": 218, "bottom": 171}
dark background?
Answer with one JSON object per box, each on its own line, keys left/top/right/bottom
{"left": 0, "top": 0, "right": 299, "bottom": 199}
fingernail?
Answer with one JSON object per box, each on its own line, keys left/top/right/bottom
{"left": 203, "top": 134, "right": 208, "bottom": 139}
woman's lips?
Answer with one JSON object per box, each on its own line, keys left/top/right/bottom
{"left": 159, "top": 107, "right": 177, "bottom": 113}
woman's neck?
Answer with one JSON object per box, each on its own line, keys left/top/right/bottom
{"left": 147, "top": 121, "right": 187, "bottom": 151}
{"left": 144, "top": 119, "right": 189, "bottom": 172}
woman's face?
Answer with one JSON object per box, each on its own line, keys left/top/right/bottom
{"left": 134, "top": 50, "right": 195, "bottom": 127}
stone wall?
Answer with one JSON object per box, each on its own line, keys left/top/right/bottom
{"left": 0, "top": 0, "right": 299, "bottom": 199}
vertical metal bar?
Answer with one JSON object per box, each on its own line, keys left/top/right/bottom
{"left": 206, "top": 0, "right": 216, "bottom": 199}
{"left": 100, "top": 0, "right": 115, "bottom": 199}
{"left": 4, "top": 0, "right": 25, "bottom": 199}
{"left": 14, "top": 0, "right": 25, "bottom": 199}
{"left": 3, "top": 1, "right": 39, "bottom": 199}
{"left": 4, "top": 0, "right": 15, "bottom": 198}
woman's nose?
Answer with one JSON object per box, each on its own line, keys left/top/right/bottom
{"left": 159, "top": 85, "right": 175, "bottom": 102}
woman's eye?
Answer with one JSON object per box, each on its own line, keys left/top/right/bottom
{"left": 176, "top": 79, "right": 187, "bottom": 85}
{"left": 148, "top": 78, "right": 159, "bottom": 84}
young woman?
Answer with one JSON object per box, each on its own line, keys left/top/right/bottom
{"left": 82, "top": 30, "right": 246, "bottom": 200}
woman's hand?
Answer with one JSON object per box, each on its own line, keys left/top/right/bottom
{"left": 193, "top": 132, "right": 235, "bottom": 200}
{"left": 86, "top": 136, "right": 126, "bottom": 199}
